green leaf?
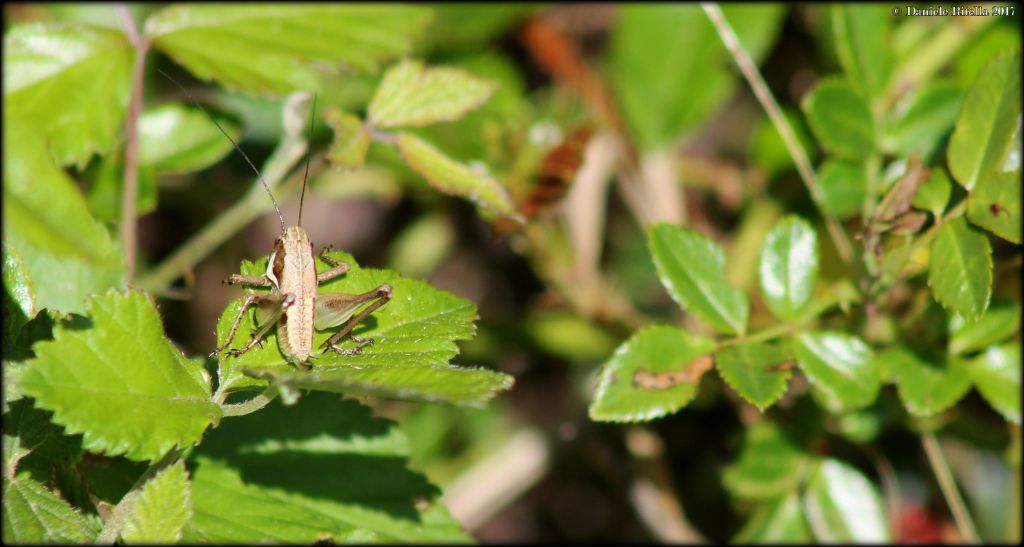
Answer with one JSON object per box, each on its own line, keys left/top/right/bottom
{"left": 121, "top": 461, "right": 191, "bottom": 544}
{"left": 247, "top": 364, "right": 512, "bottom": 409}
{"left": 759, "top": 216, "right": 819, "bottom": 322}
{"left": 2, "top": 475, "right": 93, "bottom": 543}
{"left": 793, "top": 331, "right": 879, "bottom": 412}
{"left": 18, "top": 290, "right": 220, "bottom": 462}
{"left": 368, "top": 60, "right": 496, "bottom": 128}
{"left": 879, "top": 346, "right": 971, "bottom": 417}
{"left": 611, "top": 4, "right": 784, "bottom": 149}
{"left": 2, "top": 120, "right": 124, "bottom": 315}
{"left": 967, "top": 169, "right": 1022, "bottom": 243}
{"left": 949, "top": 301, "right": 1021, "bottom": 355}
{"left": 394, "top": 132, "right": 517, "bottom": 218}
{"left": 215, "top": 250, "right": 480, "bottom": 394}
{"left": 733, "top": 493, "right": 813, "bottom": 543}
{"left": 948, "top": 49, "right": 1022, "bottom": 190}
{"left": 749, "top": 109, "right": 817, "bottom": 180}
{"left": 2, "top": 398, "right": 83, "bottom": 484}
{"left": 86, "top": 149, "right": 157, "bottom": 223}
{"left": 138, "top": 102, "right": 241, "bottom": 174}
{"left": 928, "top": 217, "right": 992, "bottom": 321}
{"left": 3, "top": 243, "right": 36, "bottom": 351}
{"left": 831, "top": 5, "right": 891, "bottom": 100}
{"left": 723, "top": 421, "right": 810, "bottom": 500}
{"left": 146, "top": 5, "right": 431, "bottom": 95}
{"left": 803, "top": 459, "right": 889, "bottom": 542}
{"left": 648, "top": 223, "right": 749, "bottom": 335}
{"left": 969, "top": 344, "right": 1021, "bottom": 424}
{"left": 884, "top": 82, "right": 963, "bottom": 157}
{"left": 3, "top": 23, "right": 132, "bottom": 168}
{"left": 715, "top": 343, "right": 793, "bottom": 411}
{"left": 589, "top": 325, "right": 715, "bottom": 422}
{"left": 802, "top": 78, "right": 875, "bottom": 160}
{"left": 912, "top": 167, "right": 953, "bottom": 219}
{"left": 816, "top": 159, "right": 868, "bottom": 220}
{"left": 184, "top": 394, "right": 470, "bottom": 543}
{"left": 324, "top": 107, "right": 370, "bottom": 171}
{"left": 424, "top": 4, "right": 534, "bottom": 54}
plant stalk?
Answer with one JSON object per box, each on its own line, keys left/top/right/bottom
{"left": 118, "top": 5, "right": 150, "bottom": 285}
{"left": 921, "top": 431, "right": 980, "bottom": 543}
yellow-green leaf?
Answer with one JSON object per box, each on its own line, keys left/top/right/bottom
{"left": 368, "top": 59, "right": 496, "bottom": 128}
{"left": 928, "top": 217, "right": 992, "bottom": 321}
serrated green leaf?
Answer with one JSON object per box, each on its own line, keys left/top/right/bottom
{"left": 611, "top": 4, "right": 784, "bottom": 149}
{"left": 723, "top": 421, "right": 809, "bottom": 500}
{"left": 145, "top": 5, "right": 430, "bottom": 95}
{"left": 648, "top": 223, "right": 749, "bottom": 335}
{"left": 3, "top": 23, "right": 132, "bottom": 168}
{"left": 759, "top": 216, "right": 819, "bottom": 322}
{"left": 969, "top": 344, "right": 1021, "bottom": 424}
{"left": 949, "top": 301, "right": 1021, "bottom": 355}
{"left": 368, "top": 59, "right": 496, "bottom": 128}
{"left": 948, "top": 49, "right": 1021, "bottom": 190}
{"left": 733, "top": 492, "right": 813, "bottom": 543}
{"left": 817, "top": 159, "right": 868, "bottom": 220}
{"left": 803, "top": 459, "right": 889, "bottom": 542}
{"left": 18, "top": 290, "right": 220, "bottom": 462}
{"left": 247, "top": 363, "right": 513, "bottom": 408}
{"left": 86, "top": 149, "right": 157, "bottom": 223}
{"left": 394, "top": 132, "right": 517, "bottom": 218}
{"left": 793, "top": 331, "right": 879, "bottom": 412}
{"left": 2, "top": 120, "right": 124, "bottom": 315}
{"left": 928, "top": 217, "right": 992, "bottom": 321}
{"left": 967, "top": 169, "right": 1022, "bottom": 243}
{"left": 2, "top": 398, "right": 83, "bottom": 484}
{"left": 2, "top": 474, "right": 93, "bottom": 543}
{"left": 121, "top": 461, "right": 191, "bottom": 544}
{"left": 324, "top": 107, "right": 370, "bottom": 171}
{"left": 716, "top": 343, "right": 793, "bottom": 411}
{"left": 878, "top": 346, "right": 971, "bottom": 417}
{"left": 832, "top": 5, "right": 891, "bottom": 100}
{"left": 912, "top": 167, "right": 953, "bottom": 219}
{"left": 138, "top": 102, "right": 241, "bottom": 174}
{"left": 3, "top": 243, "right": 36, "bottom": 354}
{"left": 589, "top": 325, "right": 715, "bottom": 422}
{"left": 884, "top": 82, "right": 963, "bottom": 157}
{"left": 215, "top": 250, "right": 479, "bottom": 393}
{"left": 184, "top": 393, "right": 470, "bottom": 543}
{"left": 802, "top": 78, "right": 875, "bottom": 160}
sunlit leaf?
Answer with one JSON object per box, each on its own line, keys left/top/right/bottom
{"left": 793, "top": 332, "right": 879, "bottom": 412}
{"left": 879, "top": 346, "right": 971, "bottom": 417}
{"left": 723, "top": 421, "right": 810, "bottom": 500}
{"left": 121, "top": 461, "right": 191, "bottom": 544}
{"left": 323, "top": 107, "right": 370, "bottom": 171}
{"left": 803, "top": 459, "right": 889, "bottom": 542}
{"left": 648, "top": 223, "right": 749, "bottom": 335}
{"left": 759, "top": 216, "right": 818, "bottom": 322}
{"left": 733, "top": 493, "right": 813, "bottom": 543}
{"left": 967, "top": 169, "right": 1022, "bottom": 243}
{"left": 138, "top": 102, "right": 241, "bottom": 174}
{"left": 368, "top": 59, "right": 496, "bottom": 128}
{"left": 715, "top": 343, "right": 793, "bottom": 411}
{"left": 589, "top": 325, "right": 715, "bottom": 422}
{"left": 969, "top": 344, "right": 1021, "bottom": 424}
{"left": 912, "top": 167, "right": 952, "bottom": 219}
{"left": 884, "top": 81, "right": 962, "bottom": 157}
{"left": 949, "top": 302, "right": 1021, "bottom": 355}
{"left": 928, "top": 217, "right": 992, "bottom": 321}
{"left": 802, "top": 78, "right": 875, "bottom": 160}
{"left": 2, "top": 474, "right": 92, "bottom": 543}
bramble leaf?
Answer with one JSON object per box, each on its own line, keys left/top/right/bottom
{"left": 324, "top": 107, "right": 370, "bottom": 171}
{"left": 793, "top": 331, "right": 879, "bottom": 412}
{"left": 2, "top": 242, "right": 35, "bottom": 350}
{"left": 394, "top": 132, "right": 518, "bottom": 219}
{"left": 138, "top": 102, "right": 241, "bottom": 174}
{"left": 928, "top": 217, "right": 992, "bottom": 321}
{"left": 589, "top": 325, "right": 715, "bottom": 422}
{"left": 121, "top": 461, "right": 192, "bottom": 544}
{"left": 802, "top": 78, "right": 875, "bottom": 160}
{"left": 648, "top": 223, "right": 749, "bottom": 335}
{"left": 2, "top": 120, "right": 124, "bottom": 315}
{"left": 18, "top": 290, "right": 220, "bottom": 462}
{"left": 722, "top": 421, "right": 810, "bottom": 500}
{"left": 2, "top": 474, "right": 93, "bottom": 543}
{"left": 184, "top": 394, "right": 470, "bottom": 543}
{"left": 878, "top": 346, "right": 971, "bottom": 417}
{"left": 715, "top": 343, "right": 793, "bottom": 411}
{"left": 803, "top": 459, "right": 889, "bottom": 542}
{"left": 145, "top": 5, "right": 430, "bottom": 95}
{"left": 947, "top": 49, "right": 1021, "bottom": 190}
{"left": 969, "top": 344, "right": 1021, "bottom": 424}
{"left": 759, "top": 216, "right": 818, "bottom": 322}
{"left": 3, "top": 23, "right": 132, "bottom": 168}
{"left": 368, "top": 60, "right": 496, "bottom": 128}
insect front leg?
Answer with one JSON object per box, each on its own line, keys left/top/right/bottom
{"left": 316, "top": 285, "right": 393, "bottom": 356}
{"left": 212, "top": 292, "right": 294, "bottom": 358}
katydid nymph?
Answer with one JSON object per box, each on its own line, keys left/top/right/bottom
{"left": 159, "top": 70, "right": 392, "bottom": 367}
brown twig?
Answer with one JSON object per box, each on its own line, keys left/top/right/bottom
{"left": 118, "top": 4, "right": 150, "bottom": 284}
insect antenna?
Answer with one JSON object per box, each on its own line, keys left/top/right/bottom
{"left": 156, "top": 68, "right": 286, "bottom": 234}
{"left": 297, "top": 93, "right": 317, "bottom": 228}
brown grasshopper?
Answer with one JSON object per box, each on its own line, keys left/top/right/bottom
{"left": 159, "top": 70, "right": 392, "bottom": 366}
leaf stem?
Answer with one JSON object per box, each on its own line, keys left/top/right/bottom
{"left": 702, "top": 2, "right": 855, "bottom": 266}
{"left": 118, "top": 4, "right": 150, "bottom": 285}
{"left": 921, "top": 431, "right": 980, "bottom": 543}
{"left": 219, "top": 387, "right": 279, "bottom": 417}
